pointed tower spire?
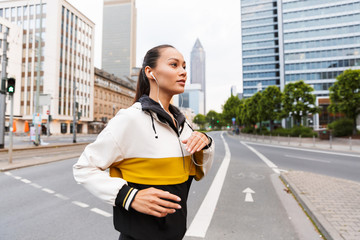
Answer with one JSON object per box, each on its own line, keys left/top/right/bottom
{"left": 190, "top": 38, "right": 206, "bottom": 114}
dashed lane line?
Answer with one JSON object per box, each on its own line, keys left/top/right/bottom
{"left": 42, "top": 188, "right": 55, "bottom": 194}
{"left": 72, "top": 201, "right": 89, "bottom": 208}
{"left": 2, "top": 171, "right": 112, "bottom": 218}
{"left": 91, "top": 208, "right": 112, "bottom": 218}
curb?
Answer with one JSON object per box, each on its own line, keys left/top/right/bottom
{"left": 0, "top": 153, "right": 82, "bottom": 171}
{"left": 280, "top": 173, "right": 343, "bottom": 240}
{"left": 0, "top": 142, "right": 89, "bottom": 152}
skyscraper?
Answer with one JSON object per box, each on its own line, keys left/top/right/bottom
{"left": 282, "top": 0, "right": 360, "bottom": 126}
{"left": 0, "top": 0, "right": 95, "bottom": 134}
{"left": 190, "top": 38, "right": 206, "bottom": 114}
{"left": 241, "top": 0, "right": 281, "bottom": 98}
{"left": 102, "top": 0, "right": 137, "bottom": 78}
{"left": 241, "top": 0, "right": 360, "bottom": 126}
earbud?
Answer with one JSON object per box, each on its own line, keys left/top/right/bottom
{"left": 149, "top": 71, "right": 165, "bottom": 110}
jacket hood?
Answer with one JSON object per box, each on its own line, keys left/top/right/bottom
{"left": 138, "top": 95, "right": 186, "bottom": 134}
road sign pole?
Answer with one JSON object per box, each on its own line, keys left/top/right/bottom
{"left": 47, "top": 108, "right": 50, "bottom": 137}
{"left": 0, "top": 30, "right": 8, "bottom": 149}
{"left": 8, "top": 94, "right": 14, "bottom": 163}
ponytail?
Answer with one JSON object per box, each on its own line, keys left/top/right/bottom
{"left": 134, "top": 44, "right": 175, "bottom": 102}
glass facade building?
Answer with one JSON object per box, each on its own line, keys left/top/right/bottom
{"left": 0, "top": 0, "right": 95, "bottom": 134}
{"left": 241, "top": 0, "right": 281, "bottom": 98}
{"left": 241, "top": 0, "right": 360, "bottom": 127}
{"left": 283, "top": 0, "right": 360, "bottom": 96}
{"left": 241, "top": 0, "right": 360, "bottom": 97}
{"left": 102, "top": 0, "right": 137, "bottom": 79}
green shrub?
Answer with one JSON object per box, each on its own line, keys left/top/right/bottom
{"left": 272, "top": 126, "right": 317, "bottom": 137}
{"left": 255, "top": 126, "right": 269, "bottom": 135}
{"left": 328, "top": 118, "right": 353, "bottom": 137}
{"left": 241, "top": 126, "right": 255, "bottom": 134}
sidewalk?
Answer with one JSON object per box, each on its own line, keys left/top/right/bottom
{"left": 281, "top": 171, "right": 360, "bottom": 240}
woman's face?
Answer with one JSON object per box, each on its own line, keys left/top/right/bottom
{"left": 152, "top": 47, "right": 187, "bottom": 96}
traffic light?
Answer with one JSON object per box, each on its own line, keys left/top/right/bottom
{"left": 6, "top": 78, "right": 15, "bottom": 94}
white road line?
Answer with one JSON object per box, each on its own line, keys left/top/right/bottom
{"left": 72, "top": 201, "right": 89, "bottom": 208}
{"left": 14, "top": 176, "right": 21, "bottom": 180}
{"left": 242, "top": 141, "right": 280, "bottom": 174}
{"left": 21, "top": 179, "right": 32, "bottom": 184}
{"left": 90, "top": 208, "right": 112, "bottom": 217}
{"left": 30, "top": 183, "right": 42, "bottom": 188}
{"left": 55, "top": 193, "right": 70, "bottom": 200}
{"left": 242, "top": 141, "right": 360, "bottom": 158}
{"left": 4, "top": 172, "right": 12, "bottom": 176}
{"left": 42, "top": 188, "right": 55, "bottom": 194}
{"left": 186, "top": 132, "right": 231, "bottom": 238}
{"left": 284, "top": 154, "right": 331, "bottom": 163}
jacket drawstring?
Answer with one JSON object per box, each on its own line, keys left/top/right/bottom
{"left": 148, "top": 111, "right": 158, "bottom": 139}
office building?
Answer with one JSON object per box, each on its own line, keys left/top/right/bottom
{"left": 241, "top": 0, "right": 281, "bottom": 98}
{"left": 282, "top": 0, "right": 360, "bottom": 126}
{"left": 178, "top": 84, "right": 204, "bottom": 115}
{"left": 1, "top": 17, "right": 23, "bottom": 124}
{"left": 241, "top": 0, "right": 360, "bottom": 126}
{"left": 91, "top": 67, "right": 135, "bottom": 133}
{"left": 102, "top": 0, "right": 137, "bottom": 78}
{"left": 190, "top": 38, "right": 206, "bottom": 114}
{"left": 0, "top": 0, "right": 95, "bottom": 134}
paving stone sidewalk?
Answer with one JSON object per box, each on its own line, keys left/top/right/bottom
{"left": 281, "top": 171, "right": 360, "bottom": 240}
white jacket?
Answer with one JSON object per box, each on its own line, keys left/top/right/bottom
{"left": 73, "top": 97, "right": 214, "bottom": 208}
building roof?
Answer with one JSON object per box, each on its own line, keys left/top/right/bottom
{"left": 94, "top": 67, "right": 136, "bottom": 90}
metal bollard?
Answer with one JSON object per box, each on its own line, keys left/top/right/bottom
{"left": 313, "top": 135, "right": 315, "bottom": 147}
{"left": 262, "top": 134, "right": 265, "bottom": 142}
{"left": 255, "top": 133, "right": 258, "bottom": 142}
{"left": 288, "top": 135, "right": 290, "bottom": 145}
{"left": 299, "top": 135, "right": 302, "bottom": 146}
{"left": 278, "top": 134, "right": 280, "bottom": 144}
{"left": 349, "top": 136, "right": 352, "bottom": 151}
{"left": 330, "top": 135, "right": 332, "bottom": 149}
{"left": 270, "top": 134, "right": 272, "bottom": 144}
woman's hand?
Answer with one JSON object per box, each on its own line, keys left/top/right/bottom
{"left": 182, "top": 131, "right": 209, "bottom": 154}
{"left": 131, "top": 188, "right": 182, "bottom": 217}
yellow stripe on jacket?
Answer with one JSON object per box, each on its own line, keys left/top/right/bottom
{"left": 109, "top": 155, "right": 197, "bottom": 185}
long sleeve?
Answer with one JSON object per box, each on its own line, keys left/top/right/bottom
{"left": 73, "top": 128, "right": 130, "bottom": 206}
{"left": 192, "top": 135, "right": 215, "bottom": 181}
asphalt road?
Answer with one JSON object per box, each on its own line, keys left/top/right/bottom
{"left": 240, "top": 140, "right": 360, "bottom": 183}
{"left": 1, "top": 131, "right": 324, "bottom": 240}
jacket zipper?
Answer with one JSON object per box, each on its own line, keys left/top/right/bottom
{"left": 150, "top": 113, "right": 186, "bottom": 172}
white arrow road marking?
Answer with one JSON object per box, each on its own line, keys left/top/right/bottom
{"left": 186, "top": 132, "right": 231, "bottom": 238}
{"left": 243, "top": 188, "right": 255, "bottom": 202}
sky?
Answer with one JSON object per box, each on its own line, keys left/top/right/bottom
{"left": 67, "top": 0, "right": 242, "bottom": 113}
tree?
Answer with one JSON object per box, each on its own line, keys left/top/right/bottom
{"left": 282, "top": 80, "right": 319, "bottom": 126}
{"left": 242, "top": 92, "right": 262, "bottom": 128}
{"left": 193, "top": 114, "right": 207, "bottom": 130}
{"left": 328, "top": 69, "right": 360, "bottom": 135}
{"left": 222, "top": 95, "right": 242, "bottom": 125}
{"left": 206, "top": 110, "right": 223, "bottom": 130}
{"left": 259, "top": 86, "right": 283, "bottom": 131}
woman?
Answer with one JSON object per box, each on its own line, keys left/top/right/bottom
{"left": 73, "top": 44, "right": 214, "bottom": 240}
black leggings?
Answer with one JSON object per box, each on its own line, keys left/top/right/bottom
{"left": 119, "top": 234, "right": 136, "bottom": 240}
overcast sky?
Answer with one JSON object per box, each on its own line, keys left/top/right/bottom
{"left": 68, "top": 0, "right": 242, "bottom": 113}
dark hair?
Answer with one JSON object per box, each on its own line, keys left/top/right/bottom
{"left": 134, "top": 44, "right": 175, "bottom": 102}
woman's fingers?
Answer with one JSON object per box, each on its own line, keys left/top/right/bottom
{"left": 130, "top": 188, "right": 181, "bottom": 217}
{"left": 184, "top": 132, "right": 209, "bottom": 154}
